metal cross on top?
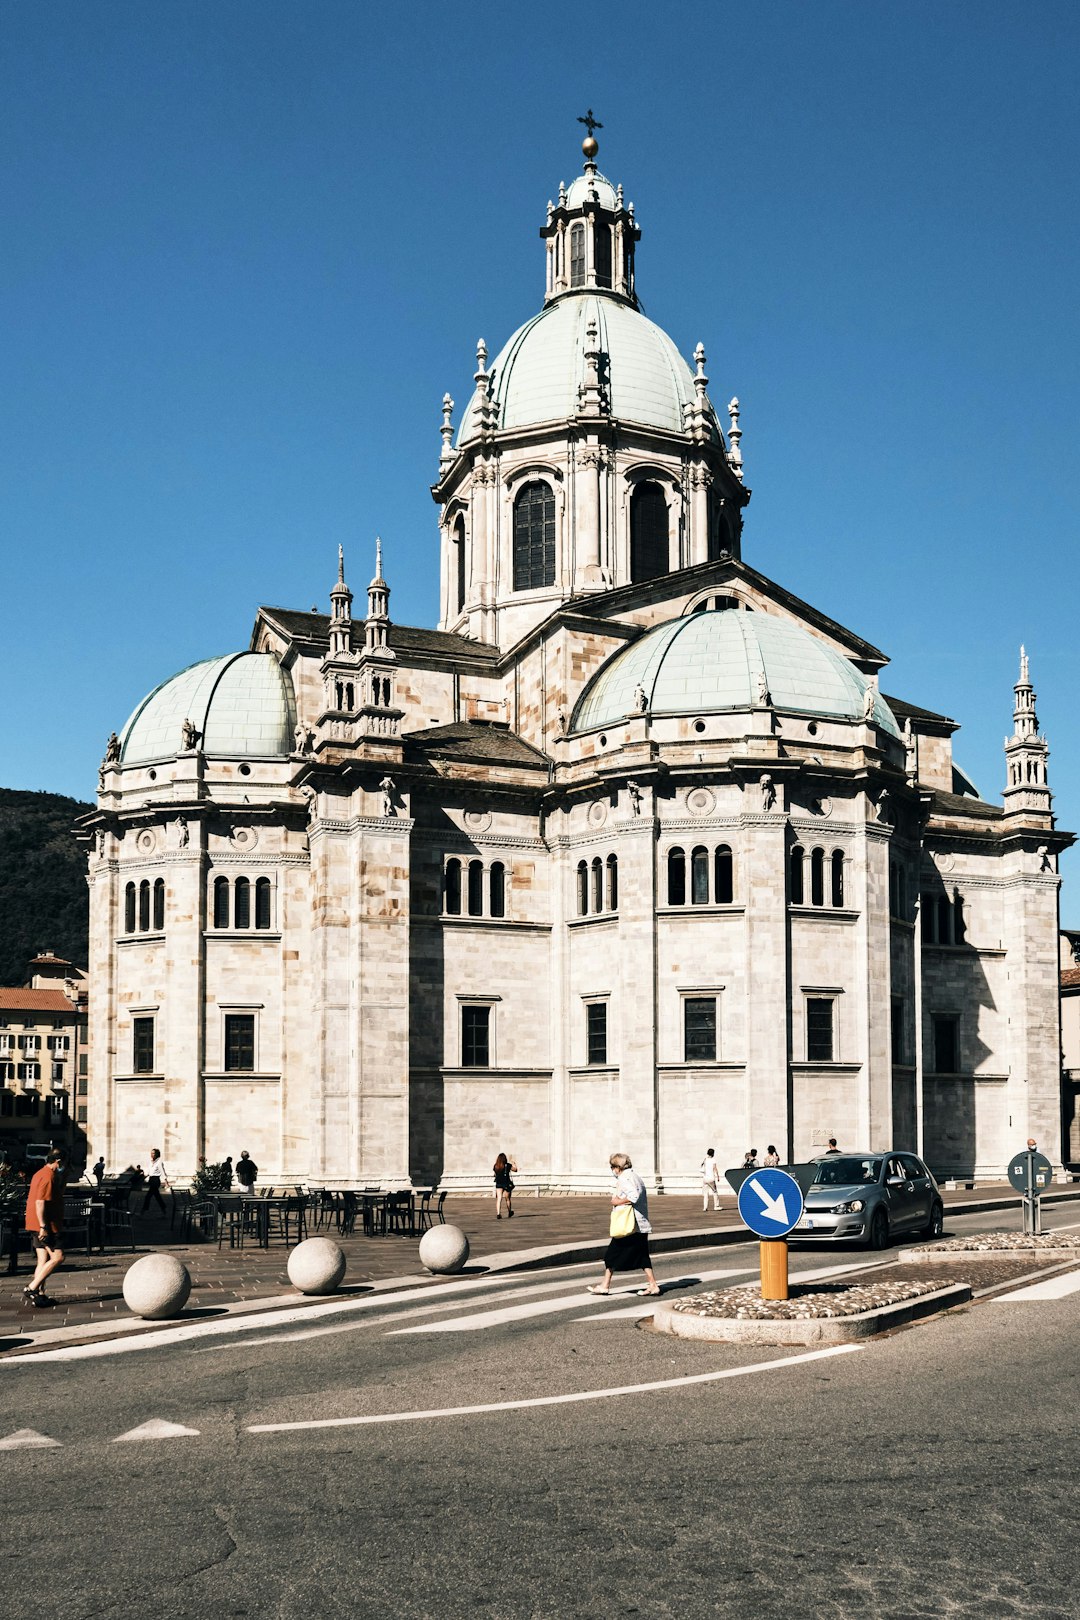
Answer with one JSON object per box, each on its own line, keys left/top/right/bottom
{"left": 577, "top": 109, "right": 603, "bottom": 137}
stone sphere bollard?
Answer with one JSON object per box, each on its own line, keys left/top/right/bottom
{"left": 287, "top": 1236, "right": 347, "bottom": 1296}
{"left": 122, "top": 1253, "right": 192, "bottom": 1320}
{"left": 419, "top": 1223, "right": 470, "bottom": 1274}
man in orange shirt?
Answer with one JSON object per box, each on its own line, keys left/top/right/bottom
{"left": 23, "top": 1148, "right": 66, "bottom": 1308}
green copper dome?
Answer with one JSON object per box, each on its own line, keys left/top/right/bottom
{"left": 119, "top": 653, "right": 297, "bottom": 764}
{"left": 458, "top": 293, "right": 718, "bottom": 443}
{"left": 571, "top": 610, "right": 900, "bottom": 736}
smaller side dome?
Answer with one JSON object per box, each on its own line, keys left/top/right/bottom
{"left": 571, "top": 611, "right": 900, "bottom": 736}
{"left": 119, "top": 653, "right": 297, "bottom": 764}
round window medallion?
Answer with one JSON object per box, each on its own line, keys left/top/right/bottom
{"left": 807, "top": 721, "right": 819, "bottom": 736}
{"left": 238, "top": 763, "right": 251, "bottom": 777}
{"left": 135, "top": 828, "right": 157, "bottom": 854}
{"left": 809, "top": 797, "right": 833, "bottom": 818}
{"left": 937, "top": 852, "right": 955, "bottom": 874}
{"left": 687, "top": 787, "right": 715, "bottom": 816}
{"left": 693, "top": 719, "right": 706, "bottom": 735}
{"left": 598, "top": 734, "right": 607, "bottom": 748}
{"left": 230, "top": 826, "right": 258, "bottom": 851}
{"left": 147, "top": 769, "right": 157, "bottom": 781}
{"left": 463, "top": 810, "right": 491, "bottom": 834}
{"left": 587, "top": 799, "right": 608, "bottom": 828}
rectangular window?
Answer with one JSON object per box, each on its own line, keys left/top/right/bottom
{"left": 891, "top": 997, "right": 906, "bottom": 1065}
{"left": 586, "top": 1002, "right": 608, "bottom": 1066}
{"left": 933, "top": 1014, "right": 959, "bottom": 1074}
{"left": 806, "top": 998, "right": 835, "bottom": 1062}
{"left": 78, "top": 1078, "right": 88, "bottom": 1096}
{"left": 77, "top": 1105, "right": 87, "bottom": 1124}
{"left": 79, "top": 1053, "right": 87, "bottom": 1076}
{"left": 684, "top": 997, "right": 717, "bottom": 1062}
{"left": 133, "top": 1016, "right": 155, "bottom": 1074}
{"left": 224, "top": 1014, "right": 255, "bottom": 1072}
{"left": 17, "top": 1063, "right": 41, "bottom": 1083}
{"left": 461, "top": 1005, "right": 490, "bottom": 1068}
{"left": 51, "top": 1062, "right": 64, "bottom": 1083}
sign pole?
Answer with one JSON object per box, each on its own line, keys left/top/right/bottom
{"left": 760, "top": 1239, "right": 789, "bottom": 1300}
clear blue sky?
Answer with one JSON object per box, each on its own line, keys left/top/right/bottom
{"left": 3, "top": 1, "right": 1078, "bottom": 911}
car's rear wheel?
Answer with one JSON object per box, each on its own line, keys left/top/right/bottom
{"left": 923, "top": 1201, "right": 944, "bottom": 1239}
{"left": 868, "top": 1209, "right": 889, "bottom": 1249}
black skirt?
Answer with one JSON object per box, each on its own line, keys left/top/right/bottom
{"left": 604, "top": 1228, "right": 651, "bottom": 1272}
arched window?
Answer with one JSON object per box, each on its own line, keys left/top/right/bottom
{"left": 630, "top": 482, "right": 669, "bottom": 583}
{"left": 152, "top": 878, "right": 165, "bottom": 932}
{"left": 489, "top": 862, "right": 505, "bottom": 919}
{"left": 790, "top": 846, "right": 805, "bottom": 906}
{"left": 715, "top": 845, "right": 733, "bottom": 905}
{"left": 831, "top": 850, "right": 845, "bottom": 908}
{"left": 606, "top": 854, "right": 618, "bottom": 913}
{"left": 138, "top": 880, "right": 150, "bottom": 933}
{"left": 467, "top": 859, "right": 484, "bottom": 917}
{"left": 512, "top": 481, "right": 556, "bottom": 591}
{"left": 594, "top": 224, "right": 612, "bottom": 289}
{"left": 667, "top": 847, "right": 686, "bottom": 906}
{"left": 592, "top": 857, "right": 604, "bottom": 913}
{"left": 577, "top": 860, "right": 589, "bottom": 916}
{"left": 234, "top": 876, "right": 251, "bottom": 930}
{"left": 444, "top": 858, "right": 462, "bottom": 916}
{"left": 454, "top": 514, "right": 466, "bottom": 614}
{"left": 691, "top": 846, "right": 709, "bottom": 906}
{"left": 570, "top": 222, "right": 586, "bottom": 287}
{"left": 213, "top": 875, "right": 230, "bottom": 930}
{"left": 125, "top": 883, "right": 136, "bottom": 934}
{"left": 255, "top": 877, "right": 272, "bottom": 930}
{"left": 810, "top": 848, "right": 825, "bottom": 907}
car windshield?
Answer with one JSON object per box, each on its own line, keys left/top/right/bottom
{"left": 813, "top": 1157, "right": 884, "bottom": 1186}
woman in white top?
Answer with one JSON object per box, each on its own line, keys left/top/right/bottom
{"left": 763, "top": 1145, "right": 781, "bottom": 1167}
{"left": 586, "top": 1152, "right": 660, "bottom": 1297}
{"left": 141, "top": 1148, "right": 170, "bottom": 1215}
{"left": 701, "top": 1148, "right": 722, "bottom": 1211}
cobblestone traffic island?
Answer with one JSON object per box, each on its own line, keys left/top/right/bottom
{"left": 899, "top": 1231, "right": 1080, "bottom": 1259}
{"left": 650, "top": 1278, "right": 971, "bottom": 1344}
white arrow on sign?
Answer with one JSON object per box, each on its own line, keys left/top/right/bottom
{"left": 748, "top": 1177, "right": 788, "bottom": 1225}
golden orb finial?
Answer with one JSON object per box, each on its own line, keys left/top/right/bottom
{"left": 582, "top": 134, "right": 598, "bottom": 160}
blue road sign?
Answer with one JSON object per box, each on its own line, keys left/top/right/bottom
{"left": 737, "top": 1168, "right": 804, "bottom": 1238}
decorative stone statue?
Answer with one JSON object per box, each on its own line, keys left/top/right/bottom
{"left": 379, "top": 776, "right": 397, "bottom": 818}
{"left": 95, "top": 829, "right": 106, "bottom": 859}
{"left": 97, "top": 763, "right": 106, "bottom": 792}
{"left": 863, "top": 682, "right": 877, "bottom": 722}
{"left": 176, "top": 816, "right": 189, "bottom": 849}
{"left": 760, "top": 773, "right": 776, "bottom": 812}
{"left": 876, "top": 787, "right": 891, "bottom": 824}
{"left": 627, "top": 779, "right": 643, "bottom": 816}
{"left": 293, "top": 722, "right": 315, "bottom": 756}
{"left": 1038, "top": 845, "right": 1054, "bottom": 872}
{"left": 104, "top": 731, "right": 120, "bottom": 765}
{"left": 298, "top": 784, "right": 317, "bottom": 822}
{"left": 756, "top": 671, "right": 771, "bottom": 707}
{"left": 181, "top": 717, "right": 201, "bottom": 752}
{"left": 633, "top": 683, "right": 648, "bottom": 714}
{"left": 555, "top": 708, "right": 568, "bottom": 738}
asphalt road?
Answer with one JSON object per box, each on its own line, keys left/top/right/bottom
{"left": 2, "top": 1207, "right": 1078, "bottom": 1619}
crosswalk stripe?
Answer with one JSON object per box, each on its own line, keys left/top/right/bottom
{"left": 112, "top": 1419, "right": 201, "bottom": 1442}
{"left": 0, "top": 1428, "right": 61, "bottom": 1450}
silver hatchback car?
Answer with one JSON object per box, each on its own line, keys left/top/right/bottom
{"left": 790, "top": 1150, "right": 944, "bottom": 1248}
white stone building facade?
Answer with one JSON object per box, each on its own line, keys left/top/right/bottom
{"left": 81, "top": 136, "right": 1073, "bottom": 1188}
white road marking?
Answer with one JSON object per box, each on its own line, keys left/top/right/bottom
{"left": 112, "top": 1419, "right": 201, "bottom": 1442}
{"left": 247, "top": 1342, "right": 863, "bottom": 1433}
{"left": 391, "top": 1257, "right": 882, "bottom": 1334}
{"left": 0, "top": 1428, "right": 61, "bottom": 1450}
{"left": 992, "top": 1269, "right": 1080, "bottom": 1303}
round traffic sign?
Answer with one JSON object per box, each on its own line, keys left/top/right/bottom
{"left": 736, "top": 1167, "right": 804, "bottom": 1238}
{"left": 1007, "top": 1150, "right": 1053, "bottom": 1196}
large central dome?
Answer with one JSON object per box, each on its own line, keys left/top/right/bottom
{"left": 457, "top": 293, "right": 718, "bottom": 444}
{"left": 572, "top": 609, "right": 900, "bottom": 735}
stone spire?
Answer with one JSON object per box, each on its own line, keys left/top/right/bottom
{"left": 1003, "top": 645, "right": 1052, "bottom": 821}
{"left": 726, "top": 397, "right": 744, "bottom": 481}
{"left": 439, "top": 393, "right": 455, "bottom": 470}
{"left": 365, "top": 537, "right": 390, "bottom": 654}
{"left": 329, "top": 545, "right": 353, "bottom": 657}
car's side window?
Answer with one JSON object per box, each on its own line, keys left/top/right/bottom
{"left": 901, "top": 1155, "right": 926, "bottom": 1179}
{"left": 888, "top": 1157, "right": 906, "bottom": 1181}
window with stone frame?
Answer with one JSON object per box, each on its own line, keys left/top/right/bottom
{"left": 569, "top": 221, "right": 586, "bottom": 287}
{"left": 922, "top": 891, "right": 966, "bottom": 946}
{"left": 585, "top": 1000, "right": 608, "bottom": 1066}
{"left": 891, "top": 996, "right": 907, "bottom": 1065}
{"left": 512, "top": 481, "right": 556, "bottom": 591}
{"left": 630, "top": 481, "right": 669, "bottom": 583}
{"left": 806, "top": 997, "right": 835, "bottom": 1062}
{"left": 461, "top": 1004, "right": 491, "bottom": 1068}
{"left": 683, "top": 997, "right": 718, "bottom": 1062}
{"left": 444, "top": 858, "right": 462, "bottom": 915}
{"left": 932, "top": 1013, "right": 960, "bottom": 1074}
{"left": 133, "top": 1016, "right": 155, "bottom": 1074}
{"left": 790, "top": 845, "right": 805, "bottom": 905}
{"left": 224, "top": 1014, "right": 256, "bottom": 1072}
{"left": 454, "top": 513, "right": 467, "bottom": 614}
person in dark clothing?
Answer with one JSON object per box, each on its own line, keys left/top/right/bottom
{"left": 92, "top": 1157, "right": 106, "bottom": 1186}
{"left": 236, "top": 1150, "right": 258, "bottom": 1192}
{"left": 493, "top": 1152, "right": 517, "bottom": 1218}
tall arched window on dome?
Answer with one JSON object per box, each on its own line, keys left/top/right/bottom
{"left": 213, "top": 875, "right": 230, "bottom": 930}
{"left": 255, "top": 877, "right": 272, "bottom": 930}
{"left": 138, "top": 880, "right": 150, "bottom": 933}
{"left": 667, "top": 847, "right": 686, "bottom": 907}
{"left": 489, "top": 862, "right": 506, "bottom": 919}
{"left": 715, "top": 845, "right": 734, "bottom": 905}
{"left": 234, "top": 876, "right": 251, "bottom": 930}
{"left": 577, "top": 861, "right": 589, "bottom": 916}
{"left": 569, "top": 222, "right": 586, "bottom": 288}
{"left": 152, "top": 879, "right": 165, "bottom": 932}
{"left": 594, "top": 224, "right": 612, "bottom": 289}
{"left": 810, "top": 848, "right": 825, "bottom": 908}
{"left": 453, "top": 514, "right": 466, "bottom": 615}
{"left": 790, "top": 846, "right": 805, "bottom": 906}
{"left": 512, "top": 482, "right": 556, "bottom": 591}
{"left": 467, "top": 860, "right": 484, "bottom": 917}
{"left": 630, "top": 482, "right": 669, "bottom": 583}
{"left": 444, "top": 858, "right": 462, "bottom": 916}
{"left": 124, "top": 883, "right": 136, "bottom": 935}
{"left": 831, "top": 850, "right": 845, "bottom": 909}
{"left": 691, "top": 847, "right": 709, "bottom": 906}
{"left": 592, "top": 857, "right": 604, "bottom": 914}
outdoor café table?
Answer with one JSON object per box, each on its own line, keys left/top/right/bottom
{"left": 237, "top": 1194, "right": 295, "bottom": 1249}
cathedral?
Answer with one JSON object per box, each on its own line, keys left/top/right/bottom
{"left": 82, "top": 131, "right": 1072, "bottom": 1190}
